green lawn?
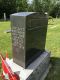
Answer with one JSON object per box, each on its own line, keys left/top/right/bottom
{"left": 0, "top": 19, "right": 60, "bottom": 80}
{"left": 45, "top": 19, "right": 60, "bottom": 80}
{"left": 0, "top": 21, "right": 12, "bottom": 57}
{"left": 0, "top": 21, "right": 12, "bottom": 75}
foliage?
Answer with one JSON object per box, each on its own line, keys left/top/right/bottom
{"left": 28, "top": 0, "right": 60, "bottom": 17}
{"left": 0, "top": 0, "right": 3, "bottom": 18}
{"left": 0, "top": 0, "right": 28, "bottom": 19}
{"left": 27, "top": 3, "right": 34, "bottom": 12}
{"left": 16, "top": 0, "right": 28, "bottom": 12}
{"left": 50, "top": 1, "right": 60, "bottom": 17}
{"left": 29, "top": 0, "right": 52, "bottom": 12}
{"left": 0, "top": 0, "right": 60, "bottom": 18}
{"left": 0, "top": 0, "right": 16, "bottom": 18}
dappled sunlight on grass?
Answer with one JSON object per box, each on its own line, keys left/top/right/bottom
{"left": 45, "top": 18, "right": 60, "bottom": 80}
{"left": 0, "top": 21, "right": 12, "bottom": 58}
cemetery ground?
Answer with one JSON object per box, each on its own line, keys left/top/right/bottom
{"left": 0, "top": 19, "right": 60, "bottom": 80}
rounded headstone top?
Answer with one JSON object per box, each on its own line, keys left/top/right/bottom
{"left": 11, "top": 12, "right": 36, "bottom": 17}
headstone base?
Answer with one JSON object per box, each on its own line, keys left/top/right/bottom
{"left": 6, "top": 51, "right": 50, "bottom": 80}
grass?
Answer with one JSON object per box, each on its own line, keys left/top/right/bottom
{"left": 0, "top": 21, "right": 12, "bottom": 57}
{"left": 45, "top": 18, "right": 60, "bottom": 80}
{"left": 0, "top": 19, "right": 60, "bottom": 80}
{"left": 0, "top": 21, "right": 12, "bottom": 76}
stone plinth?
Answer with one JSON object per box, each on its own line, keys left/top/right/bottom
{"left": 6, "top": 51, "right": 50, "bottom": 80}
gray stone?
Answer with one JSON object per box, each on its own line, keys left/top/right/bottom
{"left": 10, "top": 12, "right": 48, "bottom": 68}
{"left": 4, "top": 30, "right": 11, "bottom": 33}
{"left": 4, "top": 13, "right": 6, "bottom": 21}
{"left": 26, "top": 51, "right": 50, "bottom": 80}
{"left": 6, "top": 51, "right": 50, "bottom": 80}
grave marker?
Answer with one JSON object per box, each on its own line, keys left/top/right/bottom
{"left": 10, "top": 12, "right": 48, "bottom": 68}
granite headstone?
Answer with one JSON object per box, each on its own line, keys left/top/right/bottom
{"left": 10, "top": 12, "right": 48, "bottom": 68}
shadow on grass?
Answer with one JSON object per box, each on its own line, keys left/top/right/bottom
{"left": 48, "top": 23, "right": 54, "bottom": 25}
{"left": 45, "top": 57, "right": 60, "bottom": 80}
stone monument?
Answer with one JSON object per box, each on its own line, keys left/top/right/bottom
{"left": 4, "top": 13, "right": 6, "bottom": 21}
{"left": 10, "top": 12, "right": 50, "bottom": 80}
{"left": 10, "top": 12, "right": 48, "bottom": 68}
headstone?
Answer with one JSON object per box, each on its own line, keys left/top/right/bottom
{"left": 4, "top": 13, "right": 6, "bottom": 21}
{"left": 10, "top": 12, "right": 48, "bottom": 68}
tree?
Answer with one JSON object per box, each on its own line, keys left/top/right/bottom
{"left": 0, "top": 0, "right": 3, "bottom": 18}
{"left": 16, "top": 0, "right": 28, "bottom": 12}
{"left": 32, "top": 0, "right": 43, "bottom": 12}
{"left": 50, "top": 1, "right": 60, "bottom": 17}
{"left": 31, "top": 0, "right": 60, "bottom": 17}
{"left": 31, "top": 0, "right": 53, "bottom": 13}
{"left": 0, "top": 0, "right": 16, "bottom": 18}
{"left": 27, "top": 3, "right": 34, "bottom": 11}
{"left": 0, "top": 0, "right": 60, "bottom": 19}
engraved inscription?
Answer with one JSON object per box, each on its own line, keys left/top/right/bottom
{"left": 12, "top": 26, "right": 25, "bottom": 49}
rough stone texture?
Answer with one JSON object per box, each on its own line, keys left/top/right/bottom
{"left": 6, "top": 51, "right": 50, "bottom": 80}
{"left": 10, "top": 12, "right": 48, "bottom": 68}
